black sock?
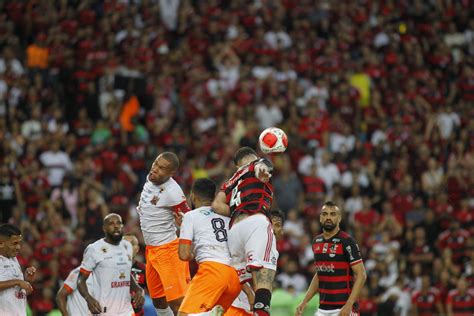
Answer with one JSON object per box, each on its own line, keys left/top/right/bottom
{"left": 253, "top": 288, "right": 271, "bottom": 315}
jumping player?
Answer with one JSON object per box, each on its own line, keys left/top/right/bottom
{"left": 137, "top": 152, "right": 191, "bottom": 316}
{"left": 212, "top": 147, "right": 277, "bottom": 316}
{"left": 178, "top": 178, "right": 241, "bottom": 315}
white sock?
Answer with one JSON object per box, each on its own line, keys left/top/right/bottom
{"left": 155, "top": 306, "right": 174, "bottom": 316}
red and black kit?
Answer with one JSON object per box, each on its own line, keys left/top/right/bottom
{"left": 312, "top": 230, "right": 363, "bottom": 312}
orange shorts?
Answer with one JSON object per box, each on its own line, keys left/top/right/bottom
{"left": 224, "top": 306, "right": 252, "bottom": 316}
{"left": 146, "top": 239, "right": 190, "bottom": 301}
{"left": 179, "top": 261, "right": 241, "bottom": 313}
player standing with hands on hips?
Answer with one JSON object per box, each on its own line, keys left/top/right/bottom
{"left": 296, "top": 202, "right": 366, "bottom": 316}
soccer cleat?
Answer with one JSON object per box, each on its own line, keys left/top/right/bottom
{"left": 209, "top": 305, "right": 225, "bottom": 316}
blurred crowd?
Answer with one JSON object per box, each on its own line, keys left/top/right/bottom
{"left": 0, "top": 0, "right": 473, "bottom": 315}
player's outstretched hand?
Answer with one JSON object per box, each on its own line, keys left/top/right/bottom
{"left": 174, "top": 211, "right": 184, "bottom": 227}
{"left": 132, "top": 289, "right": 145, "bottom": 308}
{"left": 24, "top": 266, "right": 36, "bottom": 282}
{"left": 339, "top": 303, "right": 352, "bottom": 316}
{"left": 86, "top": 296, "right": 102, "bottom": 314}
{"left": 295, "top": 301, "right": 306, "bottom": 315}
{"left": 18, "top": 280, "right": 33, "bottom": 295}
{"left": 255, "top": 165, "right": 271, "bottom": 183}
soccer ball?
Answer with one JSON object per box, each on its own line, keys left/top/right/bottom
{"left": 259, "top": 127, "right": 288, "bottom": 154}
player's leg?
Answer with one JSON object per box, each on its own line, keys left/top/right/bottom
{"left": 214, "top": 264, "right": 241, "bottom": 311}
{"left": 154, "top": 240, "right": 191, "bottom": 314}
{"left": 242, "top": 214, "right": 278, "bottom": 316}
{"left": 179, "top": 262, "right": 233, "bottom": 315}
{"left": 146, "top": 246, "right": 174, "bottom": 315}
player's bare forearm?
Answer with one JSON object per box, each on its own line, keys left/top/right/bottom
{"left": 303, "top": 272, "right": 319, "bottom": 303}
{"left": 211, "top": 191, "right": 230, "bottom": 216}
{"left": 346, "top": 262, "right": 367, "bottom": 306}
{"left": 78, "top": 272, "right": 102, "bottom": 314}
{"left": 77, "top": 272, "right": 92, "bottom": 300}
{"left": 0, "top": 279, "right": 22, "bottom": 291}
{"left": 56, "top": 287, "right": 70, "bottom": 316}
{"left": 178, "top": 243, "right": 193, "bottom": 261}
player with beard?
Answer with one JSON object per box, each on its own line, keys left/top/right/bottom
{"left": 78, "top": 213, "right": 145, "bottom": 315}
{"left": 295, "top": 202, "right": 366, "bottom": 316}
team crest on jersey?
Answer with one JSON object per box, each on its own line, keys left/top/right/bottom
{"left": 322, "top": 243, "right": 329, "bottom": 253}
{"left": 119, "top": 270, "right": 126, "bottom": 279}
{"left": 329, "top": 244, "right": 338, "bottom": 257}
{"left": 151, "top": 195, "right": 160, "bottom": 205}
{"left": 101, "top": 247, "right": 108, "bottom": 253}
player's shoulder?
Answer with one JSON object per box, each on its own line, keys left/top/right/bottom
{"left": 165, "top": 177, "right": 184, "bottom": 192}
{"left": 85, "top": 238, "right": 109, "bottom": 254}
{"left": 120, "top": 239, "right": 133, "bottom": 252}
{"left": 312, "top": 233, "right": 324, "bottom": 243}
{"left": 66, "top": 267, "right": 81, "bottom": 280}
{"left": 187, "top": 206, "right": 216, "bottom": 218}
{"left": 338, "top": 230, "right": 355, "bottom": 241}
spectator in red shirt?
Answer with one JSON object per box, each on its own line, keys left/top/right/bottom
{"left": 446, "top": 277, "right": 474, "bottom": 316}
{"left": 411, "top": 275, "right": 444, "bottom": 316}
{"left": 438, "top": 220, "right": 470, "bottom": 264}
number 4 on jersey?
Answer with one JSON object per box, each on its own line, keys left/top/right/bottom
{"left": 230, "top": 180, "right": 242, "bottom": 207}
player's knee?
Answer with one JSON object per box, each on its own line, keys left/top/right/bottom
{"left": 169, "top": 297, "right": 184, "bottom": 313}
{"left": 152, "top": 297, "right": 169, "bottom": 309}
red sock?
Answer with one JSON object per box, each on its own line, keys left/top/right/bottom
{"left": 254, "top": 311, "right": 270, "bottom": 316}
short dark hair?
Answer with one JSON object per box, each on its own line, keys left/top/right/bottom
{"left": 192, "top": 178, "right": 217, "bottom": 201}
{"left": 322, "top": 201, "right": 341, "bottom": 212}
{"left": 323, "top": 201, "right": 338, "bottom": 208}
{"left": 270, "top": 209, "right": 285, "bottom": 224}
{"left": 233, "top": 147, "right": 257, "bottom": 165}
{"left": 0, "top": 224, "right": 21, "bottom": 238}
{"left": 161, "top": 152, "right": 180, "bottom": 170}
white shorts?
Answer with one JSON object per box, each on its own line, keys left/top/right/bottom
{"left": 315, "top": 309, "right": 359, "bottom": 316}
{"left": 228, "top": 214, "right": 278, "bottom": 282}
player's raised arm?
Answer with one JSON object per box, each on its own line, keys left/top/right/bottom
{"left": 255, "top": 158, "right": 273, "bottom": 183}
{"left": 212, "top": 191, "right": 230, "bottom": 216}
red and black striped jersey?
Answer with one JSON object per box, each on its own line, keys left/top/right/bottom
{"left": 447, "top": 289, "right": 474, "bottom": 315}
{"left": 220, "top": 159, "right": 273, "bottom": 221}
{"left": 312, "top": 230, "right": 363, "bottom": 311}
{"left": 411, "top": 288, "right": 441, "bottom": 316}
{"left": 131, "top": 260, "right": 146, "bottom": 315}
